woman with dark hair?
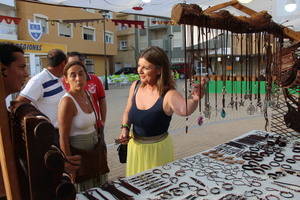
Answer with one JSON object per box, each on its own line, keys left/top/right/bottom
{"left": 58, "top": 61, "right": 108, "bottom": 191}
{"left": 119, "top": 46, "right": 206, "bottom": 176}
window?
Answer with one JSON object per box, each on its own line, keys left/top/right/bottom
{"left": 105, "top": 32, "right": 113, "bottom": 44}
{"left": 118, "top": 24, "right": 128, "bottom": 31}
{"left": 172, "top": 25, "right": 181, "bottom": 32}
{"left": 85, "top": 58, "right": 94, "bottom": 73}
{"left": 83, "top": 27, "right": 95, "bottom": 41}
{"left": 34, "top": 14, "right": 48, "bottom": 34}
{"left": 58, "top": 23, "right": 72, "bottom": 37}
{"left": 119, "top": 40, "right": 127, "bottom": 50}
{"left": 139, "top": 29, "right": 146, "bottom": 36}
{"left": 105, "top": 12, "right": 113, "bottom": 19}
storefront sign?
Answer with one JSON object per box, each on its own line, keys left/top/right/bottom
{"left": 0, "top": 39, "right": 67, "bottom": 53}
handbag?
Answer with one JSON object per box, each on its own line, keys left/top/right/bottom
{"left": 117, "top": 144, "right": 127, "bottom": 163}
{"left": 284, "top": 101, "right": 300, "bottom": 132}
{"left": 70, "top": 92, "right": 110, "bottom": 183}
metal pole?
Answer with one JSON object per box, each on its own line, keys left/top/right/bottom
{"left": 103, "top": 14, "right": 109, "bottom": 90}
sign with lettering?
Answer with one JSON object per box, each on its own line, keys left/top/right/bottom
{"left": 28, "top": 20, "right": 43, "bottom": 41}
{"left": 0, "top": 39, "right": 67, "bottom": 53}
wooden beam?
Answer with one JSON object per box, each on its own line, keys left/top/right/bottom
{"left": 0, "top": 73, "right": 21, "bottom": 200}
{"left": 204, "top": 0, "right": 300, "bottom": 42}
{"left": 283, "top": 28, "right": 300, "bottom": 42}
{"left": 204, "top": 0, "right": 238, "bottom": 14}
{"left": 231, "top": 2, "right": 257, "bottom": 16}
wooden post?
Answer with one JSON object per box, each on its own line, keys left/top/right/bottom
{"left": 0, "top": 73, "right": 21, "bottom": 200}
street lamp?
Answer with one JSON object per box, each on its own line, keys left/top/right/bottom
{"left": 168, "top": 34, "right": 174, "bottom": 64}
{"left": 102, "top": 11, "right": 109, "bottom": 90}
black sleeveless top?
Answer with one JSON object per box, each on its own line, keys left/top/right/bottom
{"left": 128, "top": 85, "right": 172, "bottom": 137}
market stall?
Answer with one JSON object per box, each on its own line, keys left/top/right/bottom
{"left": 76, "top": 130, "right": 300, "bottom": 200}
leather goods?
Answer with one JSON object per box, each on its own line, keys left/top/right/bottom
{"left": 284, "top": 101, "right": 300, "bottom": 132}
{"left": 70, "top": 127, "right": 109, "bottom": 183}
{"left": 117, "top": 144, "right": 127, "bottom": 163}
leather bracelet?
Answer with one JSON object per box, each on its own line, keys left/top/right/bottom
{"left": 187, "top": 185, "right": 199, "bottom": 191}
{"left": 210, "top": 187, "right": 220, "bottom": 195}
{"left": 242, "top": 164, "right": 254, "bottom": 170}
{"left": 275, "top": 152, "right": 285, "bottom": 158}
{"left": 248, "top": 160, "right": 260, "bottom": 167}
{"left": 281, "top": 164, "right": 292, "bottom": 169}
{"left": 269, "top": 161, "right": 280, "bottom": 167}
{"left": 179, "top": 182, "right": 189, "bottom": 188}
{"left": 152, "top": 169, "right": 163, "bottom": 174}
{"left": 286, "top": 158, "right": 296, "bottom": 164}
{"left": 267, "top": 173, "right": 278, "bottom": 179}
{"left": 175, "top": 170, "right": 186, "bottom": 177}
{"left": 293, "top": 155, "right": 300, "bottom": 161}
{"left": 250, "top": 181, "right": 261, "bottom": 187}
{"left": 252, "top": 168, "right": 265, "bottom": 175}
{"left": 222, "top": 183, "right": 233, "bottom": 191}
{"left": 293, "top": 147, "right": 300, "bottom": 153}
{"left": 274, "top": 157, "right": 284, "bottom": 162}
{"left": 252, "top": 155, "right": 263, "bottom": 162}
{"left": 260, "top": 164, "right": 272, "bottom": 170}
{"left": 196, "top": 189, "right": 208, "bottom": 196}
{"left": 169, "top": 177, "right": 178, "bottom": 184}
{"left": 161, "top": 173, "right": 170, "bottom": 179}
{"left": 171, "top": 189, "right": 184, "bottom": 196}
{"left": 260, "top": 151, "right": 270, "bottom": 157}
{"left": 242, "top": 154, "right": 252, "bottom": 160}
{"left": 249, "top": 147, "right": 259, "bottom": 152}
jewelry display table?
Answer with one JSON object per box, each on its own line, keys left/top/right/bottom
{"left": 77, "top": 130, "right": 300, "bottom": 200}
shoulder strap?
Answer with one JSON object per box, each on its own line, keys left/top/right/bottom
{"left": 134, "top": 80, "right": 140, "bottom": 96}
{"left": 86, "top": 91, "right": 99, "bottom": 123}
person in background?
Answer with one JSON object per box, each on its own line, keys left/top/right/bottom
{"left": 118, "top": 46, "right": 206, "bottom": 177}
{"left": 65, "top": 52, "right": 107, "bottom": 129}
{"left": 16, "top": 49, "right": 67, "bottom": 128}
{"left": 0, "top": 42, "right": 28, "bottom": 200}
{"left": 58, "top": 61, "right": 108, "bottom": 191}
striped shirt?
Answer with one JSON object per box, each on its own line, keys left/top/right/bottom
{"left": 20, "top": 69, "right": 65, "bottom": 127}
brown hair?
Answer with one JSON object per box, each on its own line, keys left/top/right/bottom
{"left": 139, "top": 46, "right": 175, "bottom": 96}
{"left": 63, "top": 61, "right": 88, "bottom": 80}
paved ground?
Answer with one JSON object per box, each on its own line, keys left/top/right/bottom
{"left": 103, "top": 80, "right": 266, "bottom": 181}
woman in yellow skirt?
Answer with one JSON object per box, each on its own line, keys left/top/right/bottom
{"left": 119, "top": 46, "right": 206, "bottom": 177}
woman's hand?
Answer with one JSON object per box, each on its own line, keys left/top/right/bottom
{"left": 118, "top": 128, "right": 130, "bottom": 144}
{"left": 191, "top": 77, "right": 208, "bottom": 101}
{"left": 64, "top": 155, "right": 81, "bottom": 183}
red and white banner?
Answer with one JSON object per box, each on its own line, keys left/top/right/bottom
{"left": 0, "top": 15, "right": 21, "bottom": 24}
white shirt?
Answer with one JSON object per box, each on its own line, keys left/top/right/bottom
{"left": 20, "top": 69, "right": 65, "bottom": 127}
{"left": 60, "top": 93, "right": 96, "bottom": 137}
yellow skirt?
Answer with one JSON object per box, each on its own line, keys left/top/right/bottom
{"left": 126, "top": 134, "right": 174, "bottom": 177}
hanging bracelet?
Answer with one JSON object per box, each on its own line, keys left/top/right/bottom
{"left": 121, "top": 124, "right": 130, "bottom": 130}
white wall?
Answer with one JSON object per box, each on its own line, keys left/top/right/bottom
{"left": 0, "top": 0, "right": 14, "bottom": 7}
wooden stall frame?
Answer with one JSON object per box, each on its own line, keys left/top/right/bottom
{"left": 204, "top": 0, "right": 300, "bottom": 42}
{"left": 0, "top": 73, "right": 21, "bottom": 199}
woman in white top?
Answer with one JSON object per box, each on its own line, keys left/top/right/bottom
{"left": 58, "top": 61, "right": 108, "bottom": 191}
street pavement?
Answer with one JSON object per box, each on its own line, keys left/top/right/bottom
{"left": 103, "top": 80, "right": 266, "bottom": 181}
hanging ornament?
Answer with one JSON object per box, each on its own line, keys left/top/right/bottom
{"left": 197, "top": 116, "right": 204, "bottom": 126}
{"left": 247, "top": 102, "right": 256, "bottom": 115}
{"left": 221, "top": 109, "right": 226, "bottom": 118}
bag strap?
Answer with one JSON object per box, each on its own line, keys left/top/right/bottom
{"left": 85, "top": 91, "right": 100, "bottom": 132}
